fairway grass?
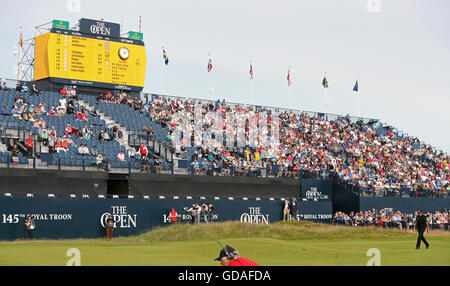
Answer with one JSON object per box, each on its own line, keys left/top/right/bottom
{"left": 1, "top": 221, "right": 449, "bottom": 266}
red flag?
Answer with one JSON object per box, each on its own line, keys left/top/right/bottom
{"left": 20, "top": 32, "right": 23, "bottom": 48}
{"left": 287, "top": 68, "right": 291, "bottom": 87}
{"left": 249, "top": 63, "right": 254, "bottom": 79}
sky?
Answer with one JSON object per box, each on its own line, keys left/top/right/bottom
{"left": 0, "top": 0, "right": 449, "bottom": 153}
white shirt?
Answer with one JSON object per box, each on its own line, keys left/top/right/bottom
{"left": 59, "top": 98, "right": 67, "bottom": 109}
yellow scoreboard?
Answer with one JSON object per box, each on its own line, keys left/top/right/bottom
{"left": 34, "top": 29, "right": 147, "bottom": 91}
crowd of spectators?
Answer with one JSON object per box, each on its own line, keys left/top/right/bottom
{"left": 3, "top": 82, "right": 449, "bottom": 196}
{"left": 88, "top": 91, "right": 449, "bottom": 198}
{"left": 332, "top": 209, "right": 449, "bottom": 231}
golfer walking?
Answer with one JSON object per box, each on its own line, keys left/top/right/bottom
{"left": 414, "top": 211, "right": 430, "bottom": 249}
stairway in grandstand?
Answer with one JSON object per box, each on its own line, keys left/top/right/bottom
{"left": 78, "top": 93, "right": 174, "bottom": 172}
{"left": 77, "top": 97, "right": 131, "bottom": 151}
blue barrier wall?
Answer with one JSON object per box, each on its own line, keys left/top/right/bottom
{"left": 303, "top": 179, "right": 449, "bottom": 214}
{"left": 359, "top": 197, "right": 449, "bottom": 213}
{"left": 0, "top": 197, "right": 332, "bottom": 240}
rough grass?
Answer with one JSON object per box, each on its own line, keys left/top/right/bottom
{"left": 119, "top": 220, "right": 448, "bottom": 243}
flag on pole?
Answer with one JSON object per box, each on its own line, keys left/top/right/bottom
{"left": 162, "top": 48, "right": 169, "bottom": 65}
{"left": 207, "top": 58, "right": 213, "bottom": 72}
{"left": 322, "top": 75, "right": 328, "bottom": 88}
{"left": 353, "top": 80, "right": 359, "bottom": 92}
{"left": 249, "top": 62, "right": 254, "bottom": 79}
{"left": 19, "top": 32, "right": 23, "bottom": 48}
{"left": 287, "top": 68, "right": 291, "bottom": 87}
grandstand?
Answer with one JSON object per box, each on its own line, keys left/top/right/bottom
{"left": 0, "top": 17, "right": 448, "bottom": 242}
{"left": 0, "top": 80, "right": 448, "bottom": 199}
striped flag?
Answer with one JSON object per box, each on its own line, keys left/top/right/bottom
{"left": 207, "top": 58, "right": 213, "bottom": 72}
{"left": 162, "top": 48, "right": 169, "bottom": 65}
{"left": 249, "top": 62, "right": 254, "bottom": 79}
{"left": 287, "top": 68, "right": 291, "bottom": 87}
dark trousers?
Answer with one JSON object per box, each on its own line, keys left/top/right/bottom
{"left": 25, "top": 229, "right": 33, "bottom": 240}
{"left": 416, "top": 228, "right": 429, "bottom": 248}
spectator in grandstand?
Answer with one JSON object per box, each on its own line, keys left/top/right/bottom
{"left": 127, "top": 147, "right": 136, "bottom": 159}
{"left": 69, "top": 86, "right": 77, "bottom": 100}
{"left": 142, "top": 126, "right": 153, "bottom": 136}
{"left": 39, "top": 103, "right": 46, "bottom": 115}
{"left": 113, "top": 124, "right": 122, "bottom": 139}
{"left": 26, "top": 134, "right": 33, "bottom": 157}
{"left": 141, "top": 156, "right": 151, "bottom": 172}
{"left": 83, "top": 145, "right": 89, "bottom": 156}
{"left": 39, "top": 128, "right": 48, "bottom": 146}
{"left": 10, "top": 105, "right": 20, "bottom": 117}
{"left": 56, "top": 136, "right": 69, "bottom": 153}
{"left": 104, "top": 129, "right": 111, "bottom": 141}
{"left": 60, "top": 87, "right": 68, "bottom": 96}
{"left": 1, "top": 78, "right": 6, "bottom": 90}
{"left": 82, "top": 128, "right": 91, "bottom": 140}
{"left": 91, "top": 146, "right": 99, "bottom": 157}
{"left": 11, "top": 145, "right": 19, "bottom": 166}
{"left": 31, "top": 84, "right": 40, "bottom": 95}
{"left": 59, "top": 96, "right": 67, "bottom": 113}
{"left": 66, "top": 103, "right": 74, "bottom": 115}
{"left": 154, "top": 157, "right": 163, "bottom": 173}
{"left": 0, "top": 106, "right": 7, "bottom": 116}
{"left": 106, "top": 117, "right": 115, "bottom": 132}
{"left": 139, "top": 143, "right": 148, "bottom": 158}
{"left": 98, "top": 130, "right": 105, "bottom": 143}
{"left": 48, "top": 135, "right": 56, "bottom": 153}
{"left": 65, "top": 124, "right": 72, "bottom": 136}
{"left": 56, "top": 106, "right": 64, "bottom": 117}
{"left": 78, "top": 144, "right": 87, "bottom": 156}
{"left": 49, "top": 106, "right": 56, "bottom": 116}
{"left": 15, "top": 82, "right": 22, "bottom": 92}
{"left": 117, "top": 151, "right": 126, "bottom": 162}
{"left": 93, "top": 154, "right": 103, "bottom": 169}
{"left": 89, "top": 108, "right": 98, "bottom": 117}
{"left": 191, "top": 158, "right": 201, "bottom": 175}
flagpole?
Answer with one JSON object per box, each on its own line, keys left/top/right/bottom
{"left": 324, "top": 72, "right": 328, "bottom": 116}
{"left": 208, "top": 52, "right": 211, "bottom": 101}
{"left": 161, "top": 46, "right": 165, "bottom": 94}
{"left": 354, "top": 78, "right": 360, "bottom": 119}
{"left": 249, "top": 60, "right": 253, "bottom": 105}
{"left": 17, "top": 26, "right": 22, "bottom": 81}
{"left": 357, "top": 94, "right": 361, "bottom": 118}
{"left": 250, "top": 77, "right": 253, "bottom": 105}
{"left": 357, "top": 84, "right": 361, "bottom": 119}
{"left": 288, "top": 67, "right": 292, "bottom": 110}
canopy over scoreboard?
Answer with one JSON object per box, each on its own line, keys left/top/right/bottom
{"left": 34, "top": 19, "right": 147, "bottom": 92}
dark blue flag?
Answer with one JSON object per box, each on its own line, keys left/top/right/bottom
{"left": 353, "top": 80, "right": 359, "bottom": 92}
